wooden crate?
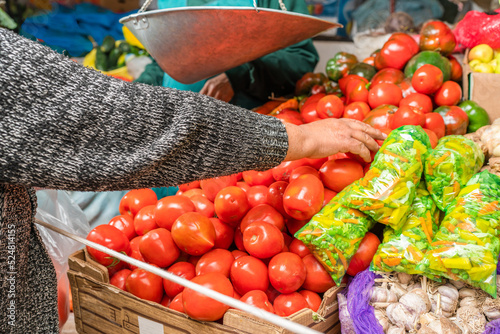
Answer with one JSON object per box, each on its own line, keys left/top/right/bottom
{"left": 68, "top": 249, "right": 342, "bottom": 334}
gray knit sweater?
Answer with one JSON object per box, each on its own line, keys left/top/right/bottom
{"left": 0, "top": 28, "right": 288, "bottom": 333}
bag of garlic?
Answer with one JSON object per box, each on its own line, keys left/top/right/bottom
{"left": 340, "top": 125, "right": 431, "bottom": 231}
{"left": 424, "top": 135, "right": 484, "bottom": 212}
{"left": 295, "top": 188, "right": 376, "bottom": 286}
{"left": 371, "top": 182, "right": 441, "bottom": 277}
{"left": 422, "top": 170, "right": 500, "bottom": 297}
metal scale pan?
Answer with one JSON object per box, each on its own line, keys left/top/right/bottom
{"left": 120, "top": 6, "right": 341, "bottom": 84}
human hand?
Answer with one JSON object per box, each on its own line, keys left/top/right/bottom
{"left": 284, "top": 118, "right": 387, "bottom": 162}
{"left": 199, "top": 73, "right": 235, "bottom": 102}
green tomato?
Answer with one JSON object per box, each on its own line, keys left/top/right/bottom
{"left": 458, "top": 100, "right": 491, "bottom": 133}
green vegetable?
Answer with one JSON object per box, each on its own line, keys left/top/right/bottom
{"left": 95, "top": 48, "right": 109, "bottom": 71}
{"left": 458, "top": 100, "right": 491, "bottom": 133}
{"left": 404, "top": 51, "right": 452, "bottom": 82}
{"left": 100, "top": 35, "right": 116, "bottom": 54}
{"left": 118, "top": 41, "right": 132, "bottom": 54}
{"left": 348, "top": 63, "right": 377, "bottom": 81}
{"left": 107, "top": 48, "right": 123, "bottom": 70}
{"left": 325, "top": 52, "right": 358, "bottom": 82}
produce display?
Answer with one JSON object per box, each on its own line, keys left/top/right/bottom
{"left": 424, "top": 136, "right": 485, "bottom": 211}
{"left": 467, "top": 43, "right": 500, "bottom": 74}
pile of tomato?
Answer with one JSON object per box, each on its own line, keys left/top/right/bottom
{"left": 85, "top": 152, "right": 382, "bottom": 322}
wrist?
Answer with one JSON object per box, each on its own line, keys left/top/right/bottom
{"left": 284, "top": 123, "right": 310, "bottom": 161}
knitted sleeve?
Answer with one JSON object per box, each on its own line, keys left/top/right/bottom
{"left": 0, "top": 28, "right": 289, "bottom": 191}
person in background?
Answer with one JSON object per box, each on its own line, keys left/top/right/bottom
{"left": 0, "top": 27, "right": 384, "bottom": 333}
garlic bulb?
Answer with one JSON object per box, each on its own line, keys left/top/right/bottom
{"left": 482, "top": 298, "right": 500, "bottom": 321}
{"left": 456, "top": 306, "right": 486, "bottom": 334}
{"left": 418, "top": 316, "right": 462, "bottom": 334}
{"left": 387, "top": 325, "right": 406, "bottom": 334}
{"left": 371, "top": 286, "right": 398, "bottom": 304}
{"left": 387, "top": 302, "right": 417, "bottom": 331}
{"left": 430, "top": 284, "right": 458, "bottom": 316}
{"left": 374, "top": 309, "right": 390, "bottom": 332}
{"left": 458, "top": 288, "right": 477, "bottom": 299}
{"left": 448, "top": 280, "right": 466, "bottom": 290}
{"left": 397, "top": 272, "right": 413, "bottom": 285}
{"left": 459, "top": 297, "right": 477, "bottom": 308}
{"left": 391, "top": 283, "right": 408, "bottom": 300}
{"left": 409, "top": 288, "right": 431, "bottom": 312}
{"left": 400, "top": 291, "right": 431, "bottom": 316}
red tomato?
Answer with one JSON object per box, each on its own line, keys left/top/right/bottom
{"left": 448, "top": 55, "right": 463, "bottom": 82}
{"left": 285, "top": 218, "right": 308, "bottom": 236}
{"left": 289, "top": 166, "right": 320, "bottom": 183}
{"left": 154, "top": 195, "right": 195, "bottom": 230}
{"left": 424, "top": 112, "right": 446, "bottom": 138}
{"left": 86, "top": 225, "right": 131, "bottom": 267}
{"left": 273, "top": 292, "right": 308, "bottom": 317}
{"left": 110, "top": 268, "right": 132, "bottom": 291}
{"left": 343, "top": 101, "right": 371, "bottom": 121}
{"left": 274, "top": 108, "right": 305, "bottom": 125}
{"left": 316, "top": 95, "right": 344, "bottom": 119}
{"left": 190, "top": 194, "right": 215, "bottom": 218}
{"left": 269, "top": 252, "right": 307, "bottom": 294}
{"left": 299, "top": 290, "right": 322, "bottom": 312}
{"left": 265, "top": 285, "right": 281, "bottom": 303}
{"left": 57, "top": 279, "right": 69, "bottom": 330}
{"left": 363, "top": 104, "right": 398, "bottom": 130}
{"left": 200, "top": 175, "right": 238, "bottom": 202}
{"left": 242, "top": 169, "right": 275, "bottom": 187}
{"left": 319, "top": 159, "right": 364, "bottom": 193}
{"left": 178, "top": 180, "right": 201, "bottom": 192}
{"left": 232, "top": 250, "right": 248, "bottom": 259}
{"left": 435, "top": 105, "right": 469, "bottom": 136}
{"left": 267, "top": 181, "right": 289, "bottom": 217}
{"left": 126, "top": 266, "right": 164, "bottom": 303}
{"left": 246, "top": 185, "right": 269, "bottom": 208}
{"left": 237, "top": 181, "right": 251, "bottom": 193}
{"left": 283, "top": 174, "right": 324, "bottom": 221}
{"left": 370, "top": 68, "right": 404, "bottom": 86}
{"left": 240, "top": 290, "right": 274, "bottom": 313}
{"left": 139, "top": 228, "right": 180, "bottom": 268}
{"left": 303, "top": 157, "right": 329, "bottom": 170}
{"left": 338, "top": 75, "right": 368, "bottom": 94}
{"left": 391, "top": 105, "right": 426, "bottom": 129}
{"left": 127, "top": 236, "right": 145, "bottom": 270}
{"left": 302, "top": 254, "right": 335, "bottom": 293}
{"left": 183, "top": 272, "right": 234, "bottom": 321}
{"left": 119, "top": 189, "right": 157, "bottom": 218}
{"left": 108, "top": 214, "right": 136, "bottom": 240}
{"left": 419, "top": 20, "right": 456, "bottom": 56}
{"left": 398, "top": 78, "right": 417, "bottom": 98}
{"left": 399, "top": 93, "right": 433, "bottom": 114}
{"left": 424, "top": 129, "right": 439, "bottom": 148}
{"left": 171, "top": 212, "right": 216, "bottom": 256}
{"left": 133, "top": 205, "right": 158, "bottom": 236}
{"left": 289, "top": 239, "right": 311, "bottom": 258}
{"left": 346, "top": 232, "right": 381, "bottom": 277}
{"left": 160, "top": 295, "right": 171, "bottom": 308}
{"left": 169, "top": 293, "right": 184, "bottom": 313}
{"left": 163, "top": 261, "right": 196, "bottom": 298}
{"left": 210, "top": 217, "right": 234, "bottom": 249}
{"left": 411, "top": 64, "right": 443, "bottom": 95}
{"left": 272, "top": 159, "right": 308, "bottom": 182}
{"left": 300, "top": 102, "right": 322, "bottom": 123}
{"left": 243, "top": 222, "right": 284, "bottom": 259}
{"left": 368, "top": 83, "right": 403, "bottom": 109}
{"left": 182, "top": 188, "right": 206, "bottom": 199}
{"left": 234, "top": 226, "right": 245, "bottom": 251}
{"left": 230, "top": 256, "right": 269, "bottom": 295}
{"left": 188, "top": 255, "right": 202, "bottom": 267}
{"left": 214, "top": 186, "right": 250, "bottom": 226}
{"left": 196, "top": 248, "right": 235, "bottom": 277}
{"left": 433, "top": 81, "right": 462, "bottom": 106}
{"left": 240, "top": 204, "right": 285, "bottom": 232}
{"left": 363, "top": 56, "right": 375, "bottom": 66}
{"left": 300, "top": 93, "right": 325, "bottom": 111}
{"left": 323, "top": 188, "right": 337, "bottom": 207}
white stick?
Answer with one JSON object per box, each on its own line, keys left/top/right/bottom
{"left": 35, "top": 219, "right": 323, "bottom": 334}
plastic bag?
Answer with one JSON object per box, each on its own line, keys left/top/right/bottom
{"left": 340, "top": 125, "right": 431, "bottom": 230}
{"left": 371, "top": 182, "right": 440, "bottom": 277}
{"left": 424, "top": 135, "right": 484, "bottom": 212}
{"left": 422, "top": 171, "right": 500, "bottom": 297}
{"left": 295, "top": 189, "right": 375, "bottom": 286}
{"left": 454, "top": 10, "right": 500, "bottom": 50}
{"left": 36, "top": 190, "right": 91, "bottom": 330}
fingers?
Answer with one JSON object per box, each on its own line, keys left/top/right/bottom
{"left": 343, "top": 138, "right": 372, "bottom": 162}
{"left": 342, "top": 119, "right": 387, "bottom": 140}
{"left": 350, "top": 129, "right": 381, "bottom": 153}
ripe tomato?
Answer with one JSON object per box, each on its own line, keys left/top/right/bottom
{"left": 302, "top": 254, "right": 335, "bottom": 293}
{"left": 119, "top": 189, "right": 157, "bottom": 218}
{"left": 240, "top": 204, "right": 285, "bottom": 232}
{"left": 285, "top": 218, "right": 308, "bottom": 236}
{"left": 267, "top": 181, "right": 289, "bottom": 217}
{"left": 424, "top": 112, "right": 446, "bottom": 138}
{"left": 433, "top": 81, "right": 462, "bottom": 106}
{"left": 303, "top": 157, "right": 328, "bottom": 170}
{"left": 323, "top": 188, "right": 337, "bottom": 207}
{"left": 237, "top": 181, "right": 251, "bottom": 193}
{"left": 160, "top": 295, "right": 171, "bottom": 308}
{"left": 246, "top": 185, "right": 269, "bottom": 208}
{"left": 338, "top": 74, "right": 368, "bottom": 94}
{"left": 178, "top": 180, "right": 201, "bottom": 192}
{"left": 346, "top": 232, "right": 381, "bottom": 277}
{"left": 419, "top": 20, "right": 456, "bottom": 56}
{"left": 343, "top": 101, "right": 371, "bottom": 121}
{"left": 370, "top": 68, "right": 404, "bottom": 86}
{"left": 273, "top": 109, "right": 304, "bottom": 125}
{"left": 242, "top": 169, "right": 275, "bottom": 187}
{"left": 139, "top": 228, "right": 180, "bottom": 268}
{"left": 399, "top": 93, "right": 433, "bottom": 114}
{"left": 154, "top": 195, "right": 195, "bottom": 230}
{"left": 126, "top": 266, "right": 164, "bottom": 303}
{"left": 300, "top": 93, "right": 325, "bottom": 111}
{"left": 424, "top": 129, "right": 439, "bottom": 148}
{"left": 411, "top": 64, "right": 443, "bottom": 95}
{"left": 196, "top": 248, "right": 235, "bottom": 277}
{"left": 283, "top": 174, "right": 324, "bottom": 221}
{"left": 127, "top": 235, "right": 145, "bottom": 270}
{"left": 171, "top": 212, "right": 216, "bottom": 256}
{"left": 363, "top": 104, "right": 398, "bottom": 130}
{"left": 133, "top": 205, "right": 158, "bottom": 236}
{"left": 110, "top": 268, "right": 132, "bottom": 291}
{"left": 435, "top": 105, "right": 469, "bottom": 135}
{"left": 273, "top": 292, "right": 308, "bottom": 317}
{"left": 299, "top": 290, "right": 322, "bottom": 312}
{"left": 398, "top": 77, "right": 417, "bottom": 98}
{"left": 240, "top": 290, "right": 274, "bottom": 313}
{"left": 243, "top": 222, "right": 284, "bottom": 259}
{"left": 368, "top": 83, "right": 403, "bottom": 109}
{"left": 183, "top": 272, "right": 234, "bottom": 321}
{"left": 289, "top": 166, "right": 320, "bottom": 183}
{"left": 289, "top": 239, "right": 311, "bottom": 258}
{"left": 391, "top": 105, "right": 426, "bottom": 129}
{"left": 232, "top": 250, "right": 248, "bottom": 259}
{"left": 163, "top": 261, "right": 196, "bottom": 298}
{"left": 272, "top": 159, "right": 308, "bottom": 182}
{"left": 448, "top": 55, "right": 463, "bottom": 82}
{"left": 181, "top": 188, "right": 206, "bottom": 199}
{"left": 200, "top": 174, "right": 238, "bottom": 202}
{"left": 108, "top": 214, "right": 136, "bottom": 240}
{"left": 269, "top": 252, "right": 307, "bottom": 294}
{"left": 233, "top": 226, "right": 245, "bottom": 251}
{"left": 319, "top": 159, "right": 364, "bottom": 193}
{"left": 210, "top": 217, "right": 234, "bottom": 249}
{"left": 168, "top": 293, "right": 184, "bottom": 313}
{"left": 190, "top": 194, "right": 215, "bottom": 218}
{"left": 300, "top": 102, "right": 322, "bottom": 123}
{"left": 316, "top": 95, "right": 344, "bottom": 119}
{"left": 214, "top": 186, "right": 250, "bottom": 226}
{"left": 86, "top": 225, "right": 131, "bottom": 267}
{"left": 230, "top": 256, "right": 269, "bottom": 295}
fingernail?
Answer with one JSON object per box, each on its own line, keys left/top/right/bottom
{"left": 382, "top": 133, "right": 388, "bottom": 138}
